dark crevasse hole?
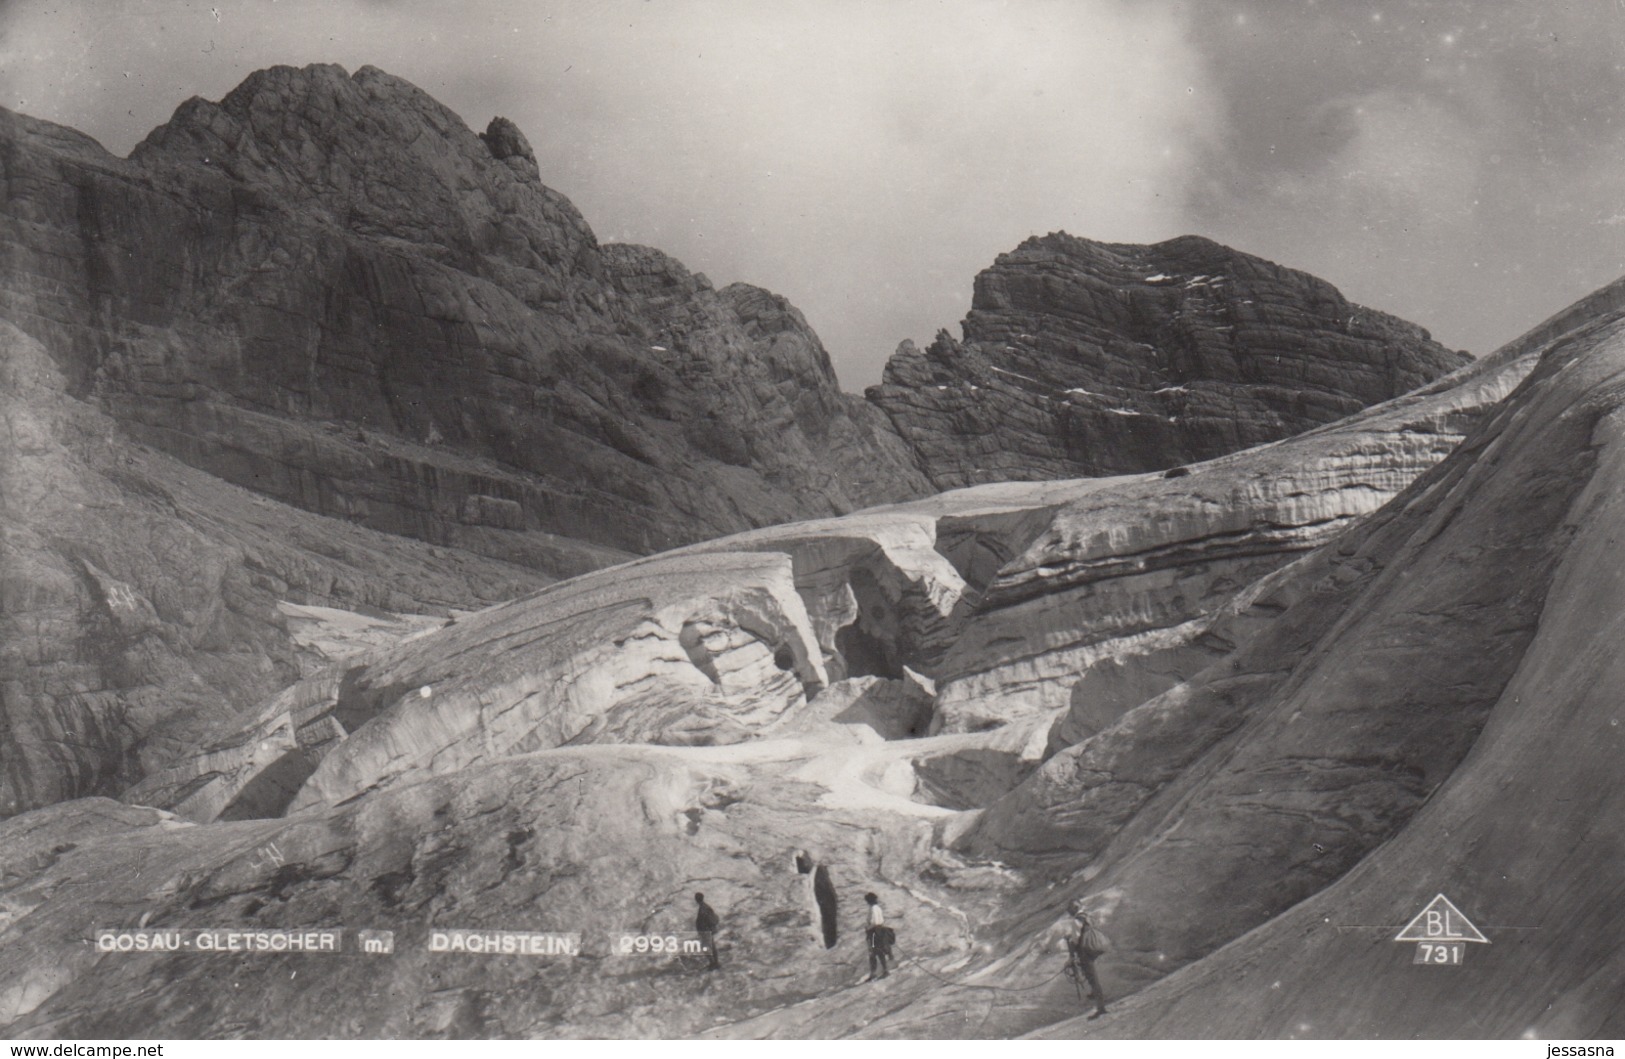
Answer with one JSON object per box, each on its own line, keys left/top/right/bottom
{"left": 772, "top": 644, "right": 796, "bottom": 671}
{"left": 370, "top": 869, "right": 415, "bottom": 908}
{"left": 215, "top": 747, "right": 321, "bottom": 821}
{"left": 505, "top": 828, "right": 533, "bottom": 873}
{"left": 679, "top": 621, "right": 723, "bottom": 685}
{"left": 934, "top": 529, "right": 1017, "bottom": 599}
{"left": 837, "top": 567, "right": 906, "bottom": 680}
{"left": 331, "top": 665, "right": 415, "bottom": 735}
{"left": 913, "top": 748, "right": 1038, "bottom": 811}
{"left": 932, "top": 509, "right": 1054, "bottom": 598}
{"left": 836, "top": 621, "right": 901, "bottom": 680}
{"left": 794, "top": 850, "right": 813, "bottom": 874}
{"left": 813, "top": 865, "right": 839, "bottom": 949}
{"left": 830, "top": 678, "right": 934, "bottom": 740}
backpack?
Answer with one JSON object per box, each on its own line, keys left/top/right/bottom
{"left": 1079, "top": 926, "right": 1110, "bottom": 958}
{"left": 696, "top": 905, "right": 720, "bottom": 933}
{"left": 871, "top": 925, "right": 896, "bottom": 953}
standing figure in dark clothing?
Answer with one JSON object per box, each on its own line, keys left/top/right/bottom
{"left": 864, "top": 892, "right": 893, "bottom": 980}
{"left": 1066, "top": 902, "right": 1109, "bottom": 1019}
{"left": 694, "top": 892, "right": 721, "bottom": 971}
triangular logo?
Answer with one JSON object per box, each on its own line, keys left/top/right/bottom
{"left": 1394, "top": 893, "right": 1489, "bottom": 943}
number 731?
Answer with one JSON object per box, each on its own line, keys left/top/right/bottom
{"left": 1413, "top": 941, "right": 1465, "bottom": 965}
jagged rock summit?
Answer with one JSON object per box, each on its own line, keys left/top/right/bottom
{"left": 0, "top": 61, "right": 935, "bottom": 818}
{"left": 868, "top": 232, "right": 1471, "bottom": 487}
{"left": 2, "top": 62, "right": 930, "bottom": 570}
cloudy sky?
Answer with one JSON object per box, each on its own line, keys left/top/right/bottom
{"left": 3, "top": 0, "right": 1622, "bottom": 386}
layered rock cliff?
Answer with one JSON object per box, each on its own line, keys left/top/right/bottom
{"left": 1041, "top": 290, "right": 1625, "bottom": 1040}
{"left": 0, "top": 63, "right": 933, "bottom": 817}
{"left": 0, "top": 318, "right": 574, "bottom": 817}
{"left": 867, "top": 232, "right": 1471, "bottom": 487}
{"left": 0, "top": 63, "right": 930, "bottom": 569}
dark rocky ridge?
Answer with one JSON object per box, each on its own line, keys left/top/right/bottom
{"left": 1, "top": 63, "right": 1475, "bottom": 574}
{"left": 0, "top": 319, "right": 572, "bottom": 817}
{"left": 0, "top": 63, "right": 930, "bottom": 567}
{"left": 868, "top": 232, "right": 1471, "bottom": 488}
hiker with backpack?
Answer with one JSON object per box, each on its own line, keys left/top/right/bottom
{"left": 864, "top": 892, "right": 894, "bottom": 980}
{"left": 1065, "top": 900, "right": 1110, "bottom": 1019}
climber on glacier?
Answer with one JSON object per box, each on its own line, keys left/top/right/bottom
{"left": 1063, "top": 900, "right": 1110, "bottom": 1019}
{"left": 694, "top": 892, "right": 721, "bottom": 971}
{"left": 864, "top": 892, "right": 894, "bottom": 980}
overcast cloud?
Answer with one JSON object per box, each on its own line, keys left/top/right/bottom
{"left": 3, "top": 1, "right": 1621, "bottom": 385}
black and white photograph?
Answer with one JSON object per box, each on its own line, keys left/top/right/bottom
{"left": 1, "top": 0, "right": 1622, "bottom": 1045}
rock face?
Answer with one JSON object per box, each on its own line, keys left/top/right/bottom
{"left": 0, "top": 319, "right": 577, "bottom": 818}
{"left": 0, "top": 767, "right": 970, "bottom": 1038}
{"left": 1041, "top": 295, "right": 1625, "bottom": 1040}
{"left": 0, "top": 64, "right": 930, "bottom": 568}
{"left": 6, "top": 270, "right": 1618, "bottom": 1039}
{"left": 0, "top": 63, "right": 939, "bottom": 817}
{"left": 971, "top": 335, "right": 1592, "bottom": 890}
{"left": 867, "top": 233, "right": 1470, "bottom": 488}
{"left": 118, "top": 488, "right": 1065, "bottom": 826}
{"left": 926, "top": 339, "right": 1531, "bottom": 742}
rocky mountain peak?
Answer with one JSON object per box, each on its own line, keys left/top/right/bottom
{"left": 479, "top": 115, "right": 532, "bottom": 159}
{"left": 129, "top": 62, "right": 594, "bottom": 267}
{"left": 1, "top": 63, "right": 931, "bottom": 578}
{"left": 868, "top": 229, "right": 1470, "bottom": 488}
